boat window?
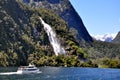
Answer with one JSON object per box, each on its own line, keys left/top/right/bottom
{"left": 28, "top": 67, "right": 34, "bottom": 68}
{"left": 27, "top": 69, "right": 38, "bottom": 71}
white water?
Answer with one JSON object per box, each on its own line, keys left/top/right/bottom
{"left": 0, "top": 72, "right": 22, "bottom": 75}
{"left": 0, "top": 71, "right": 42, "bottom": 75}
{"left": 39, "top": 17, "right": 65, "bottom": 56}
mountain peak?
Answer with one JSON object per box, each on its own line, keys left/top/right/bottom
{"left": 112, "top": 31, "right": 120, "bottom": 43}
{"left": 92, "top": 33, "right": 117, "bottom": 42}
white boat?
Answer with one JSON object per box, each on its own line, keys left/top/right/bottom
{"left": 17, "top": 64, "right": 41, "bottom": 74}
{"left": 0, "top": 64, "right": 41, "bottom": 75}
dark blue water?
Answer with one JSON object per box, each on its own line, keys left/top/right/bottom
{"left": 0, "top": 67, "right": 120, "bottom": 80}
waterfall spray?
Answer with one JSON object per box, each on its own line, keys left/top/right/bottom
{"left": 39, "top": 17, "right": 65, "bottom": 56}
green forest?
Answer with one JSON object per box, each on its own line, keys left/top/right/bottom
{"left": 0, "top": 0, "right": 120, "bottom": 68}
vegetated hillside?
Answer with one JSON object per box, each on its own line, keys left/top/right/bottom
{"left": 89, "top": 32, "right": 120, "bottom": 62}
{"left": 28, "top": 0, "right": 120, "bottom": 68}
{"left": 0, "top": 0, "right": 120, "bottom": 68}
{"left": 0, "top": 0, "right": 31, "bottom": 66}
{"left": 112, "top": 31, "right": 120, "bottom": 44}
{"left": 85, "top": 40, "right": 120, "bottom": 68}
{"left": 0, "top": 0, "right": 90, "bottom": 67}
{"left": 21, "top": 0, "right": 93, "bottom": 42}
{"left": 89, "top": 41, "right": 120, "bottom": 58}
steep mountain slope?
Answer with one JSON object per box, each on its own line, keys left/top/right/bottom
{"left": 0, "top": 0, "right": 31, "bottom": 66}
{"left": 0, "top": 0, "right": 85, "bottom": 66}
{"left": 90, "top": 41, "right": 120, "bottom": 58}
{"left": 112, "top": 31, "right": 120, "bottom": 44}
{"left": 1, "top": 0, "right": 120, "bottom": 68}
{"left": 21, "top": 0, "right": 93, "bottom": 42}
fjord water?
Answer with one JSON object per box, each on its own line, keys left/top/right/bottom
{"left": 0, "top": 67, "right": 120, "bottom": 80}
{"left": 39, "top": 17, "right": 65, "bottom": 56}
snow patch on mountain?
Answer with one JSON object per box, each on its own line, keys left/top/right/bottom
{"left": 92, "top": 33, "right": 117, "bottom": 42}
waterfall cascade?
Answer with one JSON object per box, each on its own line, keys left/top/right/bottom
{"left": 39, "top": 17, "right": 65, "bottom": 56}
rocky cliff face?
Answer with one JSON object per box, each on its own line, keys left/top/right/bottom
{"left": 0, "top": 0, "right": 81, "bottom": 66}
{"left": 1, "top": 0, "right": 120, "bottom": 67}
{"left": 22, "top": 0, "right": 93, "bottom": 42}
{"left": 112, "top": 32, "right": 120, "bottom": 44}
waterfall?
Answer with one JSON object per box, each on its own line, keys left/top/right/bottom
{"left": 39, "top": 17, "right": 65, "bottom": 56}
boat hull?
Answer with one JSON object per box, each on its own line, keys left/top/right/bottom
{"left": 17, "top": 69, "right": 41, "bottom": 74}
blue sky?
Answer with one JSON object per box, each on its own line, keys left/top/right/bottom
{"left": 70, "top": 0, "right": 120, "bottom": 36}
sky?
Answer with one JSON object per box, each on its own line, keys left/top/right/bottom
{"left": 69, "top": 0, "right": 120, "bottom": 37}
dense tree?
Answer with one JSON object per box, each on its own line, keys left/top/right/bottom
{"left": 0, "top": 0, "right": 120, "bottom": 68}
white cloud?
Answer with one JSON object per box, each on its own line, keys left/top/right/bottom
{"left": 91, "top": 33, "right": 117, "bottom": 42}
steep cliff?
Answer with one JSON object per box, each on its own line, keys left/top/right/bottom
{"left": 21, "top": 0, "right": 93, "bottom": 42}
{"left": 112, "top": 31, "right": 120, "bottom": 44}
{"left": 0, "top": 0, "right": 82, "bottom": 66}
{"left": 0, "top": 0, "right": 120, "bottom": 67}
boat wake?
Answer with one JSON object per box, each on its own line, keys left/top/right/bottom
{"left": 0, "top": 71, "right": 42, "bottom": 75}
{"left": 0, "top": 72, "right": 21, "bottom": 75}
